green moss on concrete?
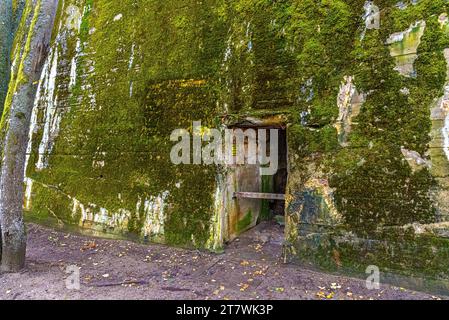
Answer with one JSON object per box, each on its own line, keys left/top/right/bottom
{"left": 290, "top": 227, "right": 449, "bottom": 293}
{"left": 283, "top": 0, "right": 449, "bottom": 289}
{"left": 236, "top": 210, "right": 253, "bottom": 233}
{"left": 260, "top": 174, "right": 273, "bottom": 221}
{"left": 24, "top": 0, "right": 227, "bottom": 249}
{"left": 15, "top": 0, "right": 449, "bottom": 287}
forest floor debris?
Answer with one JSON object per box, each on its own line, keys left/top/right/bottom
{"left": 0, "top": 222, "right": 445, "bottom": 300}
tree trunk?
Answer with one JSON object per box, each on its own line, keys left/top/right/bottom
{"left": 0, "top": 0, "right": 58, "bottom": 272}
{"left": 0, "top": 0, "right": 13, "bottom": 113}
{"left": 0, "top": 0, "right": 25, "bottom": 114}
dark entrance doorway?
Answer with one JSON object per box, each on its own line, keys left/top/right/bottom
{"left": 266, "top": 128, "right": 288, "bottom": 220}
{"left": 226, "top": 123, "right": 288, "bottom": 240}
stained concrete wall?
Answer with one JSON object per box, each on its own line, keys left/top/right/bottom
{"left": 5, "top": 0, "right": 449, "bottom": 291}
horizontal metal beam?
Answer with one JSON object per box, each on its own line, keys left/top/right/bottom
{"left": 233, "top": 192, "right": 285, "bottom": 201}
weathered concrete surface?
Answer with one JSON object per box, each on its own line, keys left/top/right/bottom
{"left": 7, "top": 0, "right": 449, "bottom": 293}
{"left": 387, "top": 20, "right": 426, "bottom": 77}
{"left": 0, "top": 223, "right": 444, "bottom": 300}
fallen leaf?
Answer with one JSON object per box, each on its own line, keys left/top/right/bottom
{"left": 239, "top": 283, "right": 250, "bottom": 292}
{"left": 81, "top": 241, "right": 97, "bottom": 251}
{"left": 330, "top": 283, "right": 341, "bottom": 290}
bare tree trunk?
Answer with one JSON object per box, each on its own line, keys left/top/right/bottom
{"left": 0, "top": 0, "right": 58, "bottom": 272}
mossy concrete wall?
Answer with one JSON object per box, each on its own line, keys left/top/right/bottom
{"left": 21, "top": 0, "right": 225, "bottom": 249}
{"left": 282, "top": 0, "right": 449, "bottom": 292}
{"left": 9, "top": 0, "right": 449, "bottom": 289}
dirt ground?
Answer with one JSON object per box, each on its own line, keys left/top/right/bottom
{"left": 0, "top": 222, "right": 445, "bottom": 300}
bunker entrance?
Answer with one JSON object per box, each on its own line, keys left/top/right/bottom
{"left": 225, "top": 123, "right": 288, "bottom": 240}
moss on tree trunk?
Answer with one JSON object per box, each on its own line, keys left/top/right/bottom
{"left": 0, "top": 0, "right": 58, "bottom": 272}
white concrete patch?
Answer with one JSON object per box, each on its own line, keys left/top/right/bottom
{"left": 337, "top": 76, "right": 356, "bottom": 117}
{"left": 24, "top": 178, "right": 33, "bottom": 210}
{"left": 128, "top": 43, "right": 135, "bottom": 70}
{"left": 335, "top": 76, "right": 365, "bottom": 147}
{"left": 386, "top": 20, "right": 425, "bottom": 45}
{"left": 401, "top": 147, "right": 431, "bottom": 172}
{"left": 68, "top": 191, "right": 170, "bottom": 239}
{"left": 386, "top": 20, "right": 426, "bottom": 77}
{"left": 128, "top": 43, "right": 135, "bottom": 97}
{"left": 69, "top": 39, "right": 82, "bottom": 89}
{"left": 361, "top": 1, "right": 380, "bottom": 40}
{"left": 72, "top": 197, "right": 131, "bottom": 229}
{"left": 92, "top": 160, "right": 105, "bottom": 168}
{"left": 65, "top": 5, "right": 82, "bottom": 32}
{"left": 439, "top": 13, "right": 448, "bottom": 29}
{"left": 206, "top": 184, "right": 224, "bottom": 251}
{"left": 72, "top": 198, "right": 83, "bottom": 219}
{"left": 442, "top": 84, "right": 449, "bottom": 161}
{"left": 433, "top": 48, "right": 449, "bottom": 162}
{"left": 141, "top": 191, "right": 170, "bottom": 238}
{"left": 224, "top": 38, "right": 232, "bottom": 63}
{"left": 24, "top": 54, "right": 49, "bottom": 177}
{"left": 36, "top": 47, "right": 62, "bottom": 170}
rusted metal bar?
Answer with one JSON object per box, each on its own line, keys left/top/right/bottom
{"left": 233, "top": 192, "right": 285, "bottom": 200}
